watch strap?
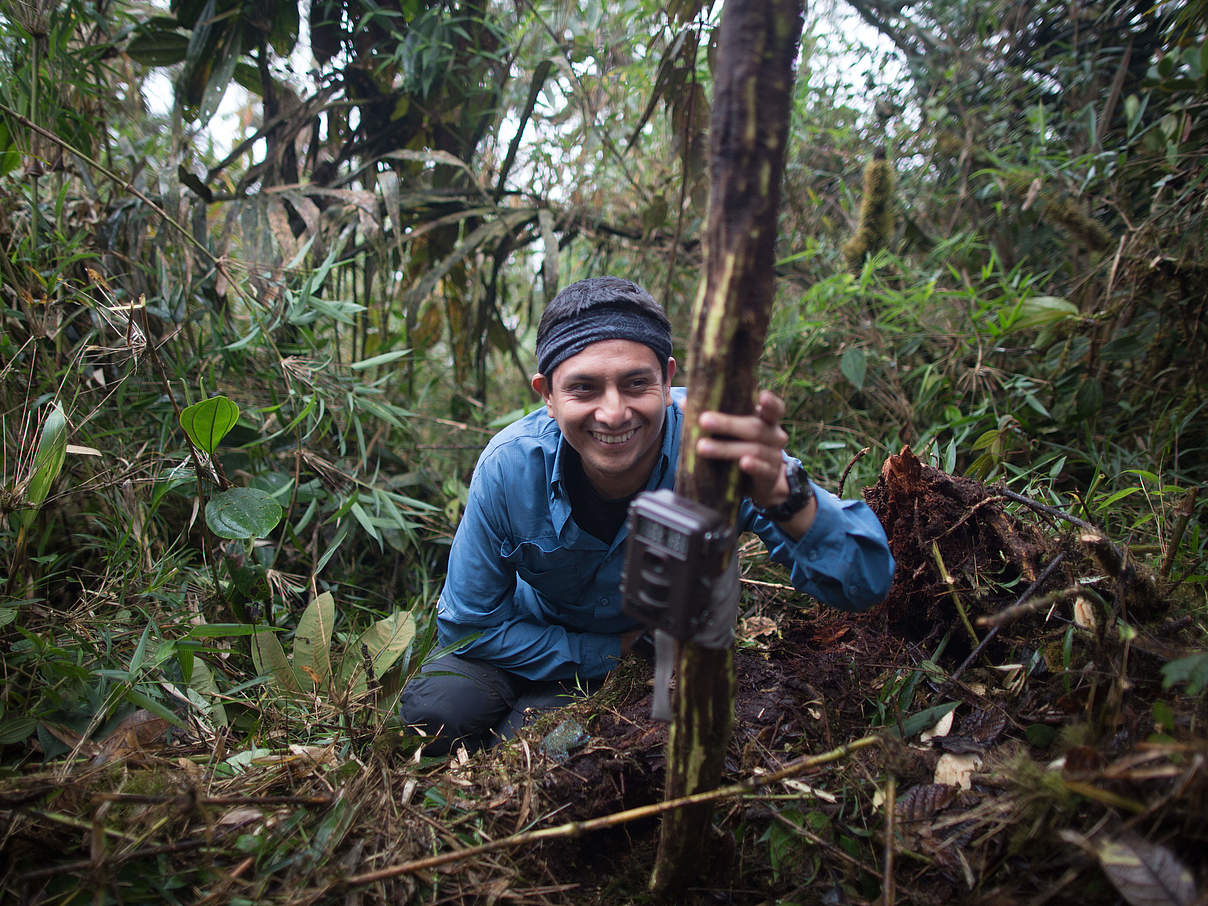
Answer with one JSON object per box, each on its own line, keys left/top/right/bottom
{"left": 756, "top": 460, "right": 813, "bottom": 522}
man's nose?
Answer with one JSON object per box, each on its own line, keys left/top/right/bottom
{"left": 595, "top": 386, "right": 629, "bottom": 424}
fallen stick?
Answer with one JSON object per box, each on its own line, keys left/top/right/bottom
{"left": 950, "top": 553, "right": 1066, "bottom": 682}
{"left": 341, "top": 734, "right": 882, "bottom": 888}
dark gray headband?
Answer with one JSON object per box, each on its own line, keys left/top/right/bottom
{"left": 536, "top": 304, "right": 672, "bottom": 377}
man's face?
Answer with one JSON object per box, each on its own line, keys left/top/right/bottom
{"left": 532, "top": 339, "right": 676, "bottom": 500}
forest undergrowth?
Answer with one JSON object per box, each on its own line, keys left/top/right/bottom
{"left": 2, "top": 0, "right": 1207, "bottom": 902}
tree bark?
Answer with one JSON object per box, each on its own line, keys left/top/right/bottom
{"left": 651, "top": 0, "right": 804, "bottom": 893}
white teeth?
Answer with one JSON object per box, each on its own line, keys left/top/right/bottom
{"left": 591, "top": 428, "right": 636, "bottom": 445}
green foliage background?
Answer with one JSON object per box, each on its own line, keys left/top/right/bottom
{"left": 0, "top": 0, "right": 1205, "bottom": 898}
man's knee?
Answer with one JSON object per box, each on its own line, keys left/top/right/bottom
{"left": 399, "top": 653, "right": 516, "bottom": 753}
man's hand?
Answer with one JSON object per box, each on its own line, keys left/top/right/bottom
{"left": 696, "top": 390, "right": 817, "bottom": 539}
{"left": 621, "top": 628, "right": 644, "bottom": 656}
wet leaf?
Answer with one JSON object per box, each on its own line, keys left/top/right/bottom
{"left": 1094, "top": 834, "right": 1197, "bottom": 906}
{"left": 206, "top": 487, "right": 283, "bottom": 539}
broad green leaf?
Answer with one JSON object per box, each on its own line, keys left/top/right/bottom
{"left": 206, "top": 487, "right": 283, "bottom": 539}
{"left": 341, "top": 610, "right": 416, "bottom": 697}
{"left": 126, "top": 25, "right": 190, "bottom": 65}
{"left": 293, "top": 592, "right": 335, "bottom": 690}
{"left": 251, "top": 629, "right": 301, "bottom": 693}
{"left": 1161, "top": 652, "right": 1208, "bottom": 695}
{"left": 840, "top": 347, "right": 867, "bottom": 390}
{"left": 188, "top": 658, "right": 228, "bottom": 727}
{"left": 1075, "top": 378, "right": 1103, "bottom": 419}
{"left": 0, "top": 717, "right": 38, "bottom": 744}
{"left": 180, "top": 395, "right": 240, "bottom": 453}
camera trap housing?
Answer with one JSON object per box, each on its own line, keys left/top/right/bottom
{"left": 621, "top": 489, "right": 734, "bottom": 640}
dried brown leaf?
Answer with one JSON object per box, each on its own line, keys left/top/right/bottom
{"left": 1094, "top": 833, "right": 1198, "bottom": 906}
{"left": 896, "top": 783, "right": 957, "bottom": 822}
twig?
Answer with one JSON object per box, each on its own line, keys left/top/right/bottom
{"left": 951, "top": 553, "right": 1066, "bottom": 682}
{"left": 1159, "top": 486, "right": 1200, "bottom": 579}
{"left": 838, "top": 447, "right": 870, "bottom": 499}
{"left": 975, "top": 585, "right": 1084, "bottom": 629}
{"left": 882, "top": 774, "right": 897, "bottom": 906}
{"left": 931, "top": 542, "right": 979, "bottom": 647}
{"left": 341, "top": 735, "right": 882, "bottom": 888}
{"left": 996, "top": 485, "right": 1096, "bottom": 532}
{"left": 21, "top": 837, "right": 210, "bottom": 880}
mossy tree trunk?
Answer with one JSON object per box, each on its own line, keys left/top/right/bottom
{"left": 651, "top": 0, "right": 805, "bottom": 893}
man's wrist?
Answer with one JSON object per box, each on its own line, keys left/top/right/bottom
{"left": 755, "top": 460, "right": 813, "bottom": 522}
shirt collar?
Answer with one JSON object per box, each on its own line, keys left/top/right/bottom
{"left": 549, "top": 397, "right": 683, "bottom": 532}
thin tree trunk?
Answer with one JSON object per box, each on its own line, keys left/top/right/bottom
{"left": 651, "top": 0, "right": 805, "bottom": 893}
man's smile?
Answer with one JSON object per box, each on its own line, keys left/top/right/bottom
{"left": 589, "top": 428, "right": 637, "bottom": 445}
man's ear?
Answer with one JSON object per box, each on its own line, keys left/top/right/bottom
{"left": 663, "top": 357, "right": 677, "bottom": 404}
{"left": 531, "top": 373, "right": 551, "bottom": 402}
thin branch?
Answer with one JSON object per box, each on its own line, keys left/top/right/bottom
{"left": 951, "top": 552, "right": 1066, "bottom": 682}
{"left": 996, "top": 485, "right": 1097, "bottom": 532}
{"left": 340, "top": 734, "right": 882, "bottom": 888}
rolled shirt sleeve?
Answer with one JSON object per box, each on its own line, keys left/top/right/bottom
{"left": 741, "top": 481, "right": 895, "bottom": 612}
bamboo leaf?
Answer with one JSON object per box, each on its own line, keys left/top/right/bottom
{"left": 293, "top": 592, "right": 335, "bottom": 690}
{"left": 341, "top": 610, "right": 416, "bottom": 697}
{"left": 189, "top": 658, "right": 229, "bottom": 727}
{"left": 251, "top": 629, "right": 300, "bottom": 693}
{"left": 19, "top": 401, "right": 69, "bottom": 530}
{"left": 350, "top": 350, "right": 411, "bottom": 371}
{"left": 180, "top": 395, "right": 240, "bottom": 453}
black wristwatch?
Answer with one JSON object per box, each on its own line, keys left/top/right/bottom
{"left": 756, "top": 460, "right": 813, "bottom": 522}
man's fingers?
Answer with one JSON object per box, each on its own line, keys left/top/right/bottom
{"left": 755, "top": 390, "right": 785, "bottom": 426}
{"left": 698, "top": 411, "right": 788, "bottom": 447}
{"left": 698, "top": 436, "right": 782, "bottom": 470}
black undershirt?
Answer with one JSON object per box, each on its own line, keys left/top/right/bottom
{"left": 562, "top": 448, "right": 635, "bottom": 542}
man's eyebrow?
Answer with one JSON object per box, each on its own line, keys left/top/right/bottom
{"left": 559, "top": 365, "right": 658, "bottom": 384}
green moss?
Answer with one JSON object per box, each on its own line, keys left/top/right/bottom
{"left": 1044, "top": 196, "right": 1114, "bottom": 252}
{"left": 842, "top": 156, "right": 895, "bottom": 271}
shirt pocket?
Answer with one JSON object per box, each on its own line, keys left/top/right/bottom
{"left": 503, "top": 539, "right": 595, "bottom": 605}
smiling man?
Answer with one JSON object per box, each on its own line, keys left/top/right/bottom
{"left": 400, "top": 276, "right": 894, "bottom": 754}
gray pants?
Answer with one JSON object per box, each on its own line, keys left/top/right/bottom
{"left": 399, "top": 652, "right": 601, "bottom": 755}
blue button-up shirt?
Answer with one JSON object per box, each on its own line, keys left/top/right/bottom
{"left": 437, "top": 389, "right": 894, "bottom": 681}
